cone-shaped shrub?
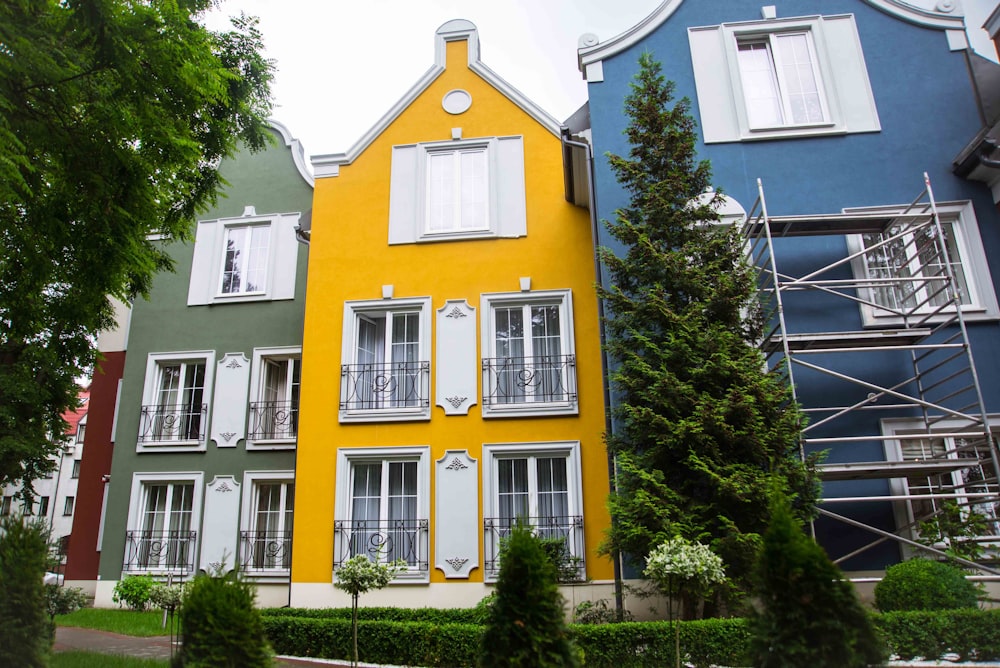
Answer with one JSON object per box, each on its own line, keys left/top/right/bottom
{"left": 750, "top": 490, "right": 885, "bottom": 667}
{"left": 174, "top": 568, "right": 272, "bottom": 667}
{"left": 479, "top": 525, "right": 579, "bottom": 667}
{"left": 0, "top": 515, "right": 51, "bottom": 667}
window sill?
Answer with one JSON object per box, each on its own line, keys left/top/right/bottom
{"left": 339, "top": 408, "right": 431, "bottom": 424}
{"left": 481, "top": 402, "right": 579, "bottom": 419}
{"left": 736, "top": 122, "right": 848, "bottom": 143}
{"left": 246, "top": 439, "right": 296, "bottom": 451}
{"left": 860, "top": 306, "right": 996, "bottom": 329}
{"left": 137, "top": 440, "right": 206, "bottom": 453}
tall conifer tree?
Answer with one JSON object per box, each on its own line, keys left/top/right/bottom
{"left": 599, "top": 53, "right": 816, "bottom": 591}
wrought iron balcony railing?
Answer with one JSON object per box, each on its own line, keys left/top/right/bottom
{"left": 482, "top": 355, "right": 577, "bottom": 407}
{"left": 484, "top": 515, "right": 585, "bottom": 582}
{"left": 238, "top": 530, "right": 292, "bottom": 573}
{"left": 138, "top": 403, "right": 206, "bottom": 443}
{"left": 333, "top": 519, "right": 429, "bottom": 571}
{"left": 340, "top": 361, "right": 430, "bottom": 412}
{"left": 248, "top": 401, "right": 298, "bottom": 440}
{"left": 123, "top": 529, "right": 197, "bottom": 574}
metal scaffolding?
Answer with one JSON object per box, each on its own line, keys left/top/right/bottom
{"left": 743, "top": 173, "right": 1000, "bottom": 574}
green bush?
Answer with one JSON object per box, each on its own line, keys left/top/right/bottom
{"left": 112, "top": 575, "right": 155, "bottom": 611}
{"left": 175, "top": 570, "right": 271, "bottom": 667}
{"left": 260, "top": 606, "right": 485, "bottom": 624}
{"left": 749, "top": 490, "right": 885, "bottom": 668}
{"left": 874, "top": 559, "right": 980, "bottom": 612}
{"left": 0, "top": 515, "right": 52, "bottom": 667}
{"left": 259, "top": 607, "right": 1000, "bottom": 667}
{"left": 262, "top": 615, "right": 483, "bottom": 666}
{"left": 479, "top": 524, "right": 580, "bottom": 666}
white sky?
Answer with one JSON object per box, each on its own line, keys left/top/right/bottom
{"left": 203, "top": 0, "right": 999, "bottom": 163}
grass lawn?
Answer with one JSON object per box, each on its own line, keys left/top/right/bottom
{"left": 56, "top": 608, "right": 173, "bottom": 637}
{"left": 51, "top": 651, "right": 168, "bottom": 667}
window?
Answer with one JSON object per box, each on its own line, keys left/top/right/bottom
{"left": 220, "top": 224, "right": 270, "bottom": 295}
{"left": 735, "top": 32, "right": 826, "bottom": 129}
{"left": 334, "top": 447, "right": 430, "bottom": 580}
{"left": 688, "top": 14, "right": 880, "bottom": 143}
{"left": 248, "top": 349, "right": 301, "bottom": 446}
{"left": 481, "top": 290, "right": 578, "bottom": 417}
{"left": 340, "top": 298, "right": 431, "bottom": 422}
{"left": 63, "top": 496, "right": 75, "bottom": 516}
{"left": 239, "top": 475, "right": 294, "bottom": 574}
{"left": 187, "top": 211, "right": 303, "bottom": 305}
{"left": 137, "top": 352, "right": 214, "bottom": 451}
{"left": 71, "top": 460, "right": 80, "bottom": 479}
{"left": 124, "top": 478, "right": 200, "bottom": 573}
{"left": 483, "top": 442, "right": 584, "bottom": 581}
{"left": 427, "top": 146, "right": 488, "bottom": 233}
{"left": 847, "top": 201, "right": 998, "bottom": 325}
{"left": 388, "top": 136, "right": 526, "bottom": 244}
{"left": 0, "top": 496, "right": 10, "bottom": 516}
{"left": 38, "top": 496, "right": 49, "bottom": 518}
{"left": 76, "top": 420, "right": 86, "bottom": 445}
{"left": 887, "top": 426, "right": 1000, "bottom": 548}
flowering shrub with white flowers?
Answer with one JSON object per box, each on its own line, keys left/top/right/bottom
{"left": 644, "top": 536, "right": 726, "bottom": 590}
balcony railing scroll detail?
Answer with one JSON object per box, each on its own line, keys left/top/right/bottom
{"left": 482, "top": 355, "right": 577, "bottom": 407}
{"left": 248, "top": 401, "right": 298, "bottom": 440}
{"left": 138, "top": 403, "right": 207, "bottom": 443}
{"left": 484, "top": 515, "right": 585, "bottom": 582}
{"left": 238, "top": 530, "right": 292, "bottom": 573}
{"left": 340, "top": 361, "right": 430, "bottom": 411}
{"left": 123, "top": 529, "right": 197, "bottom": 574}
{"left": 333, "top": 519, "right": 429, "bottom": 571}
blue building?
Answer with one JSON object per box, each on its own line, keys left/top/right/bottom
{"left": 572, "top": 0, "right": 1000, "bottom": 576}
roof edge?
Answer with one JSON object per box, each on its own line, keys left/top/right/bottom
{"left": 268, "top": 119, "right": 314, "bottom": 188}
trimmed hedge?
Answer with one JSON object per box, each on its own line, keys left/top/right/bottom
{"left": 262, "top": 606, "right": 486, "bottom": 624}
{"left": 262, "top": 607, "right": 1000, "bottom": 667}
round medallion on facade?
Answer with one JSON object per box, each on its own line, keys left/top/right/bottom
{"left": 442, "top": 89, "right": 472, "bottom": 115}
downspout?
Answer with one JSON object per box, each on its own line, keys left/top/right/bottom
{"left": 561, "top": 126, "right": 625, "bottom": 617}
{"left": 978, "top": 139, "right": 1000, "bottom": 169}
{"left": 288, "top": 218, "right": 310, "bottom": 609}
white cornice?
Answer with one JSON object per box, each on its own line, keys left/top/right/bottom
{"left": 577, "top": 0, "right": 966, "bottom": 79}
{"left": 268, "top": 119, "right": 314, "bottom": 188}
{"left": 311, "top": 19, "right": 560, "bottom": 179}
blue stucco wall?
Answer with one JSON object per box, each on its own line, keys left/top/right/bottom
{"left": 586, "top": 0, "right": 1000, "bottom": 569}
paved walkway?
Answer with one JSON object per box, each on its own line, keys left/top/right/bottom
{"left": 53, "top": 626, "right": 386, "bottom": 667}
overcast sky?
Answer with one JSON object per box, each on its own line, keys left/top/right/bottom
{"left": 202, "top": 0, "right": 999, "bottom": 163}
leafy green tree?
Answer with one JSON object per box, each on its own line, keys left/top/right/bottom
{"left": 479, "top": 524, "right": 580, "bottom": 667}
{"left": 0, "top": 0, "right": 273, "bottom": 490}
{"left": 0, "top": 516, "right": 51, "bottom": 666}
{"left": 750, "top": 489, "right": 885, "bottom": 668}
{"left": 175, "top": 568, "right": 272, "bottom": 667}
{"left": 334, "top": 554, "right": 405, "bottom": 667}
{"left": 598, "top": 52, "right": 816, "bottom": 592}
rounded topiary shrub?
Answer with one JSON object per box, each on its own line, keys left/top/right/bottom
{"left": 875, "top": 559, "right": 980, "bottom": 612}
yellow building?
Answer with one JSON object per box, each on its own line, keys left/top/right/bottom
{"left": 292, "top": 20, "right": 613, "bottom": 608}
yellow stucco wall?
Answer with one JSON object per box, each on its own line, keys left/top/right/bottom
{"left": 294, "top": 35, "right": 613, "bottom": 588}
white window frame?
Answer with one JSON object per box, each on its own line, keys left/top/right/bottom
{"left": 63, "top": 496, "right": 75, "bottom": 516}
{"left": 846, "top": 201, "right": 999, "bottom": 327}
{"left": 688, "top": 13, "right": 880, "bottom": 143}
{"left": 339, "top": 297, "right": 432, "bottom": 423}
{"left": 482, "top": 441, "right": 584, "bottom": 583}
{"left": 138, "top": 352, "right": 215, "bottom": 453}
{"left": 424, "top": 141, "right": 491, "bottom": 236}
{"left": 334, "top": 446, "right": 431, "bottom": 582}
{"left": 883, "top": 419, "right": 1000, "bottom": 555}
{"left": 239, "top": 470, "right": 295, "bottom": 577}
{"left": 187, "top": 211, "right": 303, "bottom": 306}
{"left": 124, "top": 472, "right": 204, "bottom": 576}
{"left": 247, "top": 347, "right": 301, "bottom": 449}
{"left": 218, "top": 222, "right": 271, "bottom": 297}
{"left": 734, "top": 31, "right": 830, "bottom": 130}
{"left": 480, "top": 290, "right": 578, "bottom": 418}
{"left": 388, "top": 136, "right": 526, "bottom": 245}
